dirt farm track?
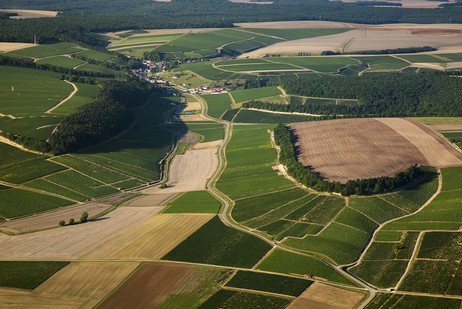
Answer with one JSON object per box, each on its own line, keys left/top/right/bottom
{"left": 291, "top": 118, "right": 462, "bottom": 183}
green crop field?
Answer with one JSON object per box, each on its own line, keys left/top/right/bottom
{"left": 374, "top": 231, "right": 402, "bottom": 241}
{"left": 217, "top": 62, "right": 299, "bottom": 72}
{"left": 257, "top": 249, "right": 352, "bottom": 285}
{"left": 230, "top": 86, "right": 282, "bottom": 104}
{"left": 0, "top": 187, "right": 72, "bottom": 218}
{"left": 366, "top": 293, "right": 461, "bottom": 309}
{"left": 111, "top": 34, "right": 182, "bottom": 46}
{"left": 77, "top": 50, "right": 116, "bottom": 61}
{"left": 201, "top": 93, "right": 232, "bottom": 118}
{"left": 444, "top": 132, "right": 462, "bottom": 150}
{"left": 186, "top": 123, "right": 224, "bottom": 142}
{"left": 173, "top": 62, "right": 239, "bottom": 80}
{"left": 399, "top": 232, "right": 462, "bottom": 295}
{"left": 163, "top": 191, "right": 221, "bottom": 213}
{"left": 25, "top": 178, "right": 88, "bottom": 202}
{"left": 242, "top": 28, "right": 351, "bottom": 41}
{"left": 397, "top": 54, "right": 447, "bottom": 63}
{"left": 51, "top": 83, "right": 100, "bottom": 115}
{"left": 383, "top": 168, "right": 459, "bottom": 231}
{"left": 225, "top": 270, "right": 312, "bottom": 296}
{"left": 355, "top": 56, "right": 409, "bottom": 71}
{"left": 199, "top": 290, "right": 290, "bottom": 309}
{"left": 35, "top": 56, "right": 85, "bottom": 69}
{"left": 0, "top": 158, "right": 65, "bottom": 184}
{"left": 0, "top": 261, "right": 68, "bottom": 290}
{"left": 0, "top": 115, "right": 63, "bottom": 140}
{"left": 7, "top": 42, "right": 83, "bottom": 59}
{"left": 162, "top": 216, "right": 271, "bottom": 268}
{"left": 274, "top": 56, "right": 358, "bottom": 72}
{"left": 0, "top": 66, "right": 74, "bottom": 116}
{"left": 216, "top": 125, "right": 293, "bottom": 199}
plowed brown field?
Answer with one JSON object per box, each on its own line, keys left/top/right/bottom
{"left": 291, "top": 118, "right": 462, "bottom": 183}
{"left": 99, "top": 263, "right": 194, "bottom": 309}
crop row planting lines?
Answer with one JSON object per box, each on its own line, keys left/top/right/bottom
{"left": 394, "top": 231, "right": 423, "bottom": 290}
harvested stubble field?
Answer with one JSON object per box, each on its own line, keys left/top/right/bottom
{"left": 84, "top": 213, "right": 213, "bottom": 260}
{"left": 0, "top": 207, "right": 161, "bottom": 259}
{"left": 291, "top": 118, "right": 462, "bottom": 183}
{"left": 0, "top": 202, "right": 112, "bottom": 234}
{"left": 99, "top": 263, "right": 194, "bottom": 309}
{"left": 0, "top": 261, "right": 139, "bottom": 308}
{"left": 287, "top": 282, "right": 365, "bottom": 309}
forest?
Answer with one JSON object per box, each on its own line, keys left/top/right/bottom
{"left": 276, "top": 73, "right": 462, "bottom": 117}
{"left": 274, "top": 123, "right": 430, "bottom": 196}
{"left": 49, "top": 80, "right": 151, "bottom": 154}
{"left": 1, "top": 0, "right": 462, "bottom": 47}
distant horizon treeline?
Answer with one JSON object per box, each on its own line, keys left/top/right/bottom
{"left": 274, "top": 123, "right": 431, "bottom": 196}
{"left": 281, "top": 73, "right": 462, "bottom": 117}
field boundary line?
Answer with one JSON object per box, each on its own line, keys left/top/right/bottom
{"left": 46, "top": 80, "right": 78, "bottom": 114}
{"left": 234, "top": 186, "right": 298, "bottom": 202}
{"left": 39, "top": 177, "right": 90, "bottom": 199}
{"left": 394, "top": 231, "right": 423, "bottom": 290}
{"left": 221, "top": 286, "right": 296, "bottom": 300}
{"left": 0, "top": 180, "right": 79, "bottom": 203}
{"left": 346, "top": 206, "right": 380, "bottom": 225}
{"left": 376, "top": 196, "right": 411, "bottom": 214}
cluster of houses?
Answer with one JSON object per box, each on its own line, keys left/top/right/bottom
{"left": 187, "top": 86, "right": 228, "bottom": 95}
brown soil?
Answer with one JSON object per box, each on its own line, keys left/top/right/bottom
{"left": 0, "top": 42, "right": 34, "bottom": 52}
{"left": 290, "top": 118, "right": 462, "bottom": 183}
{"left": 123, "top": 193, "right": 176, "bottom": 207}
{"left": 288, "top": 283, "right": 365, "bottom": 309}
{"left": 428, "top": 125, "right": 462, "bottom": 132}
{"left": 99, "top": 263, "right": 194, "bottom": 309}
{"left": 0, "top": 202, "right": 112, "bottom": 234}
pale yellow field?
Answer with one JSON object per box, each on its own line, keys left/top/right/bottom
{"left": 0, "top": 207, "right": 161, "bottom": 260}
{"left": 83, "top": 214, "right": 213, "bottom": 260}
{"left": 240, "top": 23, "right": 462, "bottom": 57}
{"left": 34, "top": 262, "right": 139, "bottom": 308}
{"left": 0, "top": 288, "right": 82, "bottom": 309}
{"left": 288, "top": 283, "right": 365, "bottom": 309}
{"left": 123, "top": 193, "right": 175, "bottom": 207}
{"left": 0, "top": 9, "right": 58, "bottom": 19}
{"left": 0, "top": 42, "right": 35, "bottom": 52}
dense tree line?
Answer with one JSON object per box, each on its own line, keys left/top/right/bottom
{"left": 347, "top": 46, "right": 437, "bottom": 55}
{"left": 0, "top": 130, "right": 51, "bottom": 153}
{"left": 281, "top": 73, "right": 462, "bottom": 117}
{"left": 0, "top": 55, "right": 117, "bottom": 78}
{"left": 274, "top": 124, "right": 426, "bottom": 196}
{"left": 48, "top": 80, "right": 151, "bottom": 154}
{"left": 1, "top": 0, "right": 462, "bottom": 48}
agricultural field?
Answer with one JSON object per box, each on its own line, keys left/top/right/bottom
{"left": 0, "top": 261, "right": 68, "bottom": 290}
{"left": 6, "top": 42, "right": 84, "bottom": 59}
{"left": 256, "top": 249, "right": 352, "bottom": 285}
{"left": 366, "top": 293, "right": 462, "bottom": 309}
{"left": 241, "top": 28, "right": 351, "bottom": 41}
{"left": 185, "top": 122, "right": 224, "bottom": 142}
{"left": 354, "top": 56, "right": 410, "bottom": 71}
{"left": 0, "top": 65, "right": 74, "bottom": 116}
{"left": 199, "top": 290, "right": 291, "bottom": 309}
{"left": 291, "top": 118, "right": 462, "bottom": 183}
{"left": 50, "top": 83, "right": 100, "bottom": 115}
{"left": 233, "top": 109, "right": 316, "bottom": 123}
{"left": 162, "top": 216, "right": 272, "bottom": 268}
{"left": 230, "top": 86, "right": 282, "bottom": 104}
{"left": 225, "top": 270, "right": 313, "bottom": 296}
{"left": 444, "top": 132, "right": 462, "bottom": 150}
{"left": 200, "top": 93, "right": 232, "bottom": 118}
{"left": 163, "top": 191, "right": 221, "bottom": 214}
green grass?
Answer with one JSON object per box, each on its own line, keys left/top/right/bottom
{"left": 52, "top": 83, "right": 100, "bottom": 114}
{"left": 354, "top": 56, "right": 409, "bottom": 71}
{"left": 0, "top": 261, "right": 68, "bottom": 290}
{"left": 226, "top": 270, "right": 312, "bottom": 296}
{"left": 186, "top": 123, "right": 224, "bottom": 142}
{"left": 230, "top": 86, "right": 281, "bottom": 104}
{"left": 366, "top": 293, "right": 461, "bottom": 309}
{"left": 199, "top": 290, "right": 290, "bottom": 309}
{"left": 35, "top": 56, "right": 85, "bottom": 69}
{"left": 8, "top": 42, "right": 83, "bottom": 59}
{"left": 0, "top": 65, "right": 74, "bottom": 116}
{"left": 0, "top": 188, "right": 72, "bottom": 218}
{"left": 375, "top": 231, "right": 402, "bottom": 241}
{"left": 76, "top": 63, "right": 119, "bottom": 75}
{"left": 163, "top": 216, "right": 271, "bottom": 268}
{"left": 349, "top": 196, "right": 407, "bottom": 224}
{"left": 163, "top": 191, "right": 221, "bottom": 214}
{"left": 443, "top": 132, "right": 462, "bottom": 150}
{"left": 201, "top": 93, "right": 232, "bottom": 118}
{"left": 257, "top": 249, "right": 352, "bottom": 285}
{"left": 242, "top": 28, "right": 351, "bottom": 41}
